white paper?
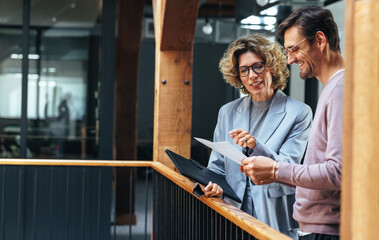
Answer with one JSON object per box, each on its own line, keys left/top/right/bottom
{"left": 194, "top": 137, "right": 246, "bottom": 165}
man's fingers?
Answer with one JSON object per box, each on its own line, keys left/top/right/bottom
{"left": 241, "top": 156, "right": 257, "bottom": 166}
{"left": 241, "top": 157, "right": 250, "bottom": 165}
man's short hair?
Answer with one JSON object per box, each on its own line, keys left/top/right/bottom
{"left": 278, "top": 6, "right": 341, "bottom": 53}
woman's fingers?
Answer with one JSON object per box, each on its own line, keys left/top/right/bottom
{"left": 203, "top": 181, "right": 223, "bottom": 197}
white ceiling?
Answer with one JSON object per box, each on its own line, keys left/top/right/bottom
{"left": 0, "top": 0, "right": 100, "bottom": 27}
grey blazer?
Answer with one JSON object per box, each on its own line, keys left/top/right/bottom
{"left": 208, "top": 90, "right": 312, "bottom": 236}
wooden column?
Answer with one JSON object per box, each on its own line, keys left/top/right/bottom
{"left": 341, "top": 0, "right": 379, "bottom": 239}
{"left": 153, "top": 0, "right": 199, "bottom": 168}
{"left": 115, "top": 0, "right": 144, "bottom": 162}
{"left": 114, "top": 0, "right": 145, "bottom": 224}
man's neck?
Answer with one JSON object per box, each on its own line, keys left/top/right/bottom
{"left": 317, "top": 51, "right": 344, "bottom": 85}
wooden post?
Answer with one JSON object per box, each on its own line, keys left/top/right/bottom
{"left": 114, "top": 0, "right": 145, "bottom": 224}
{"left": 153, "top": 0, "right": 199, "bottom": 168}
{"left": 341, "top": 0, "right": 379, "bottom": 239}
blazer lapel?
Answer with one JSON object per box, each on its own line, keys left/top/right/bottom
{"left": 233, "top": 96, "right": 251, "bottom": 134}
{"left": 258, "top": 90, "right": 287, "bottom": 144}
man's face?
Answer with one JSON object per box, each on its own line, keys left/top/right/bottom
{"left": 283, "top": 26, "right": 317, "bottom": 80}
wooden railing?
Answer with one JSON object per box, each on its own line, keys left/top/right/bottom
{"left": 0, "top": 159, "right": 290, "bottom": 240}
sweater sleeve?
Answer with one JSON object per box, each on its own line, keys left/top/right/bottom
{"left": 278, "top": 83, "right": 343, "bottom": 190}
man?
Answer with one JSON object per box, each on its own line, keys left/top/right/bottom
{"left": 239, "top": 6, "right": 344, "bottom": 240}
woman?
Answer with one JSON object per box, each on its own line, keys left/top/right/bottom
{"left": 202, "top": 34, "right": 312, "bottom": 239}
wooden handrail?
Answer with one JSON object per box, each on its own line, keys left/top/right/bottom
{"left": 152, "top": 162, "right": 291, "bottom": 240}
{"left": 0, "top": 159, "right": 291, "bottom": 240}
{"left": 0, "top": 159, "right": 151, "bottom": 167}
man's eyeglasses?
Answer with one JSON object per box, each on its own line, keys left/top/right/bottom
{"left": 238, "top": 62, "right": 265, "bottom": 77}
{"left": 282, "top": 37, "right": 312, "bottom": 57}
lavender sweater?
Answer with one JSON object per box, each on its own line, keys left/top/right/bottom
{"left": 278, "top": 70, "right": 344, "bottom": 235}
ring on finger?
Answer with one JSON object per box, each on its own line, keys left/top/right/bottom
{"left": 244, "top": 137, "right": 248, "bottom": 143}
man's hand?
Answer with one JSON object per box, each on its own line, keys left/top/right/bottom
{"left": 200, "top": 181, "right": 223, "bottom": 198}
{"left": 239, "top": 156, "right": 278, "bottom": 185}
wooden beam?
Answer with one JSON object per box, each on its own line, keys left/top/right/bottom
{"left": 341, "top": 0, "right": 354, "bottom": 238}
{"left": 153, "top": 51, "right": 193, "bottom": 167}
{"left": 114, "top": 0, "right": 145, "bottom": 225}
{"left": 341, "top": 0, "right": 379, "bottom": 239}
{"left": 198, "top": 4, "right": 235, "bottom": 18}
{"left": 153, "top": 0, "right": 199, "bottom": 168}
{"left": 158, "top": 0, "right": 200, "bottom": 50}
{"left": 115, "top": 0, "right": 144, "bottom": 161}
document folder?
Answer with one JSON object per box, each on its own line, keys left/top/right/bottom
{"left": 165, "top": 149, "right": 241, "bottom": 203}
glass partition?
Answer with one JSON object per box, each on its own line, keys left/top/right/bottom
{"left": 0, "top": 0, "right": 102, "bottom": 159}
{"left": 0, "top": 3, "right": 23, "bottom": 158}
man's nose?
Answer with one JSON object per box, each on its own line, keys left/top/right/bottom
{"left": 287, "top": 53, "right": 296, "bottom": 65}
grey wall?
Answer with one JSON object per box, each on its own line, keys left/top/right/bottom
{"left": 289, "top": 1, "right": 345, "bottom": 103}
{"left": 192, "top": 43, "right": 236, "bottom": 140}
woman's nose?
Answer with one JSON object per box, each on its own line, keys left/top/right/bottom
{"left": 248, "top": 68, "right": 258, "bottom": 78}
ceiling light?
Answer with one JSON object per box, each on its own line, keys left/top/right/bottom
{"left": 9, "top": 73, "right": 39, "bottom": 80}
{"left": 48, "top": 67, "right": 57, "bottom": 73}
{"left": 241, "top": 15, "right": 261, "bottom": 25}
{"left": 202, "top": 19, "right": 213, "bottom": 35}
{"left": 256, "top": 0, "right": 269, "bottom": 7}
{"left": 260, "top": 6, "right": 278, "bottom": 16}
{"left": 10, "top": 54, "right": 40, "bottom": 60}
{"left": 38, "top": 81, "right": 56, "bottom": 87}
{"left": 264, "top": 25, "right": 275, "bottom": 31}
{"left": 241, "top": 15, "right": 276, "bottom": 25}
{"left": 263, "top": 17, "right": 276, "bottom": 25}
{"left": 241, "top": 25, "right": 263, "bottom": 30}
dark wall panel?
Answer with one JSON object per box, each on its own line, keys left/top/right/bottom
{"left": 0, "top": 166, "right": 112, "bottom": 240}
{"left": 137, "top": 40, "right": 235, "bottom": 165}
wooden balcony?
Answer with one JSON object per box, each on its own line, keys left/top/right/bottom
{"left": 0, "top": 159, "right": 290, "bottom": 240}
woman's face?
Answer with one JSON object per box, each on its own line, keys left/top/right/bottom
{"left": 238, "top": 51, "right": 275, "bottom": 102}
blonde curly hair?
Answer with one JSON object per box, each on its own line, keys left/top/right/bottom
{"left": 219, "top": 34, "right": 289, "bottom": 95}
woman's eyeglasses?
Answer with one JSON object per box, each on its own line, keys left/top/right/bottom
{"left": 238, "top": 62, "right": 265, "bottom": 77}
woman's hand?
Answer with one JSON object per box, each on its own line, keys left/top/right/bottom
{"left": 200, "top": 181, "right": 223, "bottom": 198}
{"left": 229, "top": 129, "right": 256, "bottom": 149}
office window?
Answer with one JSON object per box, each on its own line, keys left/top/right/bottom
{"left": 0, "top": 0, "right": 107, "bottom": 159}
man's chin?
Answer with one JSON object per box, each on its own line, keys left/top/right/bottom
{"left": 300, "top": 71, "right": 315, "bottom": 80}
